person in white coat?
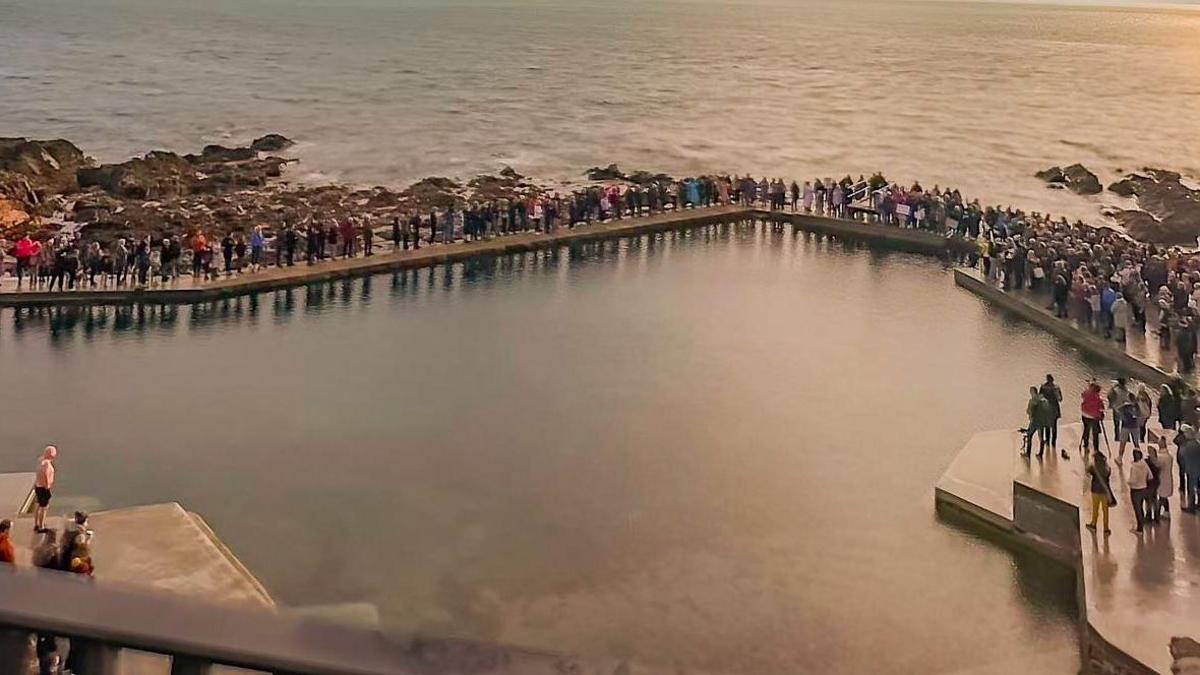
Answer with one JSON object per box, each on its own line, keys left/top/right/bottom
{"left": 1111, "top": 294, "right": 1130, "bottom": 342}
{"left": 1151, "top": 438, "right": 1174, "bottom": 520}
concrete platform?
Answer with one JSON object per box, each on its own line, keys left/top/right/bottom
{"left": 0, "top": 205, "right": 751, "bottom": 307}
{"left": 13, "top": 502, "right": 271, "bottom": 607}
{"left": 760, "top": 210, "right": 977, "bottom": 257}
{"left": 0, "top": 207, "right": 973, "bottom": 308}
{"left": 936, "top": 424, "right": 1200, "bottom": 674}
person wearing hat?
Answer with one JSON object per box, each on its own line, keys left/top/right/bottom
{"left": 33, "top": 445, "right": 57, "bottom": 533}
{"left": 59, "top": 511, "right": 89, "bottom": 570}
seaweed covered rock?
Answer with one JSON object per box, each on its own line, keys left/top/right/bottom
{"left": 1104, "top": 168, "right": 1200, "bottom": 244}
{"left": 250, "top": 133, "right": 293, "bottom": 152}
{"left": 78, "top": 151, "right": 197, "bottom": 200}
{"left": 585, "top": 164, "right": 625, "bottom": 181}
{"left": 1036, "top": 164, "right": 1101, "bottom": 195}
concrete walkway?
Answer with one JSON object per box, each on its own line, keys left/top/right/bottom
{"left": 936, "top": 423, "right": 1200, "bottom": 674}
{"left": 0, "top": 205, "right": 750, "bottom": 307}
{"left": 0, "top": 207, "right": 978, "bottom": 307}
{"left": 954, "top": 267, "right": 1195, "bottom": 387}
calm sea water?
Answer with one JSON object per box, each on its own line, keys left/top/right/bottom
{"left": 0, "top": 224, "right": 1115, "bottom": 673}
{"left": 2, "top": 0, "right": 1199, "bottom": 223}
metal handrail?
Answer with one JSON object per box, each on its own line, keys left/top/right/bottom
{"left": 0, "top": 567, "right": 525, "bottom": 675}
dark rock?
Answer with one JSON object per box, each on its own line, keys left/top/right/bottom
{"left": 399, "top": 177, "right": 460, "bottom": 209}
{"left": 498, "top": 166, "right": 521, "bottom": 179}
{"left": 1062, "top": 163, "right": 1102, "bottom": 195}
{"left": 1037, "top": 164, "right": 1101, "bottom": 195}
{"left": 1035, "top": 166, "right": 1066, "bottom": 183}
{"left": 196, "top": 144, "right": 256, "bottom": 163}
{"left": 623, "top": 170, "right": 674, "bottom": 186}
{"left": 1103, "top": 167, "right": 1200, "bottom": 244}
{"left": 1107, "top": 179, "right": 1138, "bottom": 197}
{"left": 78, "top": 151, "right": 197, "bottom": 200}
{"left": 0, "top": 137, "right": 94, "bottom": 199}
{"left": 250, "top": 134, "right": 293, "bottom": 152}
{"left": 364, "top": 187, "right": 402, "bottom": 209}
{"left": 1173, "top": 637, "right": 1200, "bottom": 659}
{"left": 586, "top": 164, "right": 625, "bottom": 181}
{"left": 415, "top": 176, "right": 458, "bottom": 191}
{"left": 1146, "top": 167, "right": 1182, "bottom": 183}
{"left": 1172, "top": 637, "right": 1200, "bottom": 675}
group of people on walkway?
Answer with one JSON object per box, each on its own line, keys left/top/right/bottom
{"left": 0, "top": 171, "right": 892, "bottom": 292}
{"left": 1021, "top": 375, "right": 1200, "bottom": 535}
{"left": 967, "top": 205, "right": 1200, "bottom": 374}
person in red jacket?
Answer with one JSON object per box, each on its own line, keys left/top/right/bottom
{"left": 0, "top": 519, "right": 14, "bottom": 565}
{"left": 1082, "top": 382, "right": 1106, "bottom": 457}
{"left": 13, "top": 234, "right": 36, "bottom": 289}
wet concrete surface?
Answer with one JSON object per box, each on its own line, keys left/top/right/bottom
{"left": 937, "top": 423, "right": 1200, "bottom": 673}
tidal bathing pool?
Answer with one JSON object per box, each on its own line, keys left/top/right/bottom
{"left": 0, "top": 222, "right": 1114, "bottom": 674}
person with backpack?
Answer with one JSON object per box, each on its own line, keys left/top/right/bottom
{"left": 1039, "top": 374, "right": 1065, "bottom": 459}
{"left": 1116, "top": 397, "right": 1141, "bottom": 463}
{"left": 1085, "top": 452, "right": 1115, "bottom": 535}
{"left": 1023, "top": 386, "right": 1051, "bottom": 458}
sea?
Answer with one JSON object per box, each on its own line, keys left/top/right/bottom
{"left": 2, "top": 0, "right": 1199, "bottom": 222}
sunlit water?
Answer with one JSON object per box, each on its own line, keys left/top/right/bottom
{"left": 2, "top": 0, "right": 1200, "bottom": 224}
{"left": 0, "top": 223, "right": 1117, "bottom": 673}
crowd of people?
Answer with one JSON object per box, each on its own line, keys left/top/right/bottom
{"left": 949, "top": 197, "right": 1200, "bottom": 373}
{"left": 1021, "top": 375, "right": 1200, "bottom": 535}
{"left": 0, "top": 173, "right": 880, "bottom": 292}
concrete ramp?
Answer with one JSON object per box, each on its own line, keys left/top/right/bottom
{"left": 12, "top": 502, "right": 271, "bottom": 608}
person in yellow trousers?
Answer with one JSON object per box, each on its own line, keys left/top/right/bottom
{"left": 1085, "top": 452, "right": 1115, "bottom": 535}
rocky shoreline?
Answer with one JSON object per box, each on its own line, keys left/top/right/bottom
{"left": 0, "top": 135, "right": 600, "bottom": 245}
{"left": 1036, "top": 163, "right": 1200, "bottom": 246}
{"left": 6, "top": 134, "right": 1198, "bottom": 248}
